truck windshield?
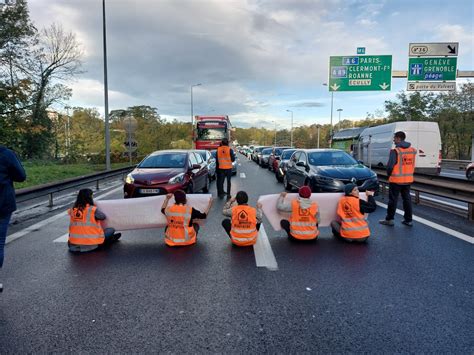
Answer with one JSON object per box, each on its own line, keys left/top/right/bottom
{"left": 197, "top": 127, "right": 226, "bottom": 140}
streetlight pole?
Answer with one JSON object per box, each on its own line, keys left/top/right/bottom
{"left": 286, "top": 109, "right": 293, "bottom": 147}
{"left": 337, "top": 108, "right": 343, "bottom": 132}
{"left": 323, "top": 83, "right": 334, "bottom": 148}
{"left": 102, "top": 0, "right": 110, "bottom": 170}
{"left": 191, "top": 83, "right": 201, "bottom": 145}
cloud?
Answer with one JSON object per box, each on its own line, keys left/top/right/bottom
{"left": 291, "top": 101, "right": 324, "bottom": 108}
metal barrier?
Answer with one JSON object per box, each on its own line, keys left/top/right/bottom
{"left": 15, "top": 166, "right": 135, "bottom": 207}
{"left": 374, "top": 168, "right": 474, "bottom": 221}
{"left": 441, "top": 159, "right": 470, "bottom": 171}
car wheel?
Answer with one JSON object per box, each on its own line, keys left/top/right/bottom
{"left": 283, "top": 174, "right": 292, "bottom": 191}
{"left": 467, "top": 169, "right": 474, "bottom": 181}
{"left": 202, "top": 176, "right": 210, "bottom": 193}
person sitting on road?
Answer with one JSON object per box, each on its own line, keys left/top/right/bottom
{"left": 161, "top": 190, "right": 212, "bottom": 247}
{"left": 222, "top": 191, "right": 262, "bottom": 246}
{"left": 68, "top": 188, "right": 121, "bottom": 253}
{"left": 331, "top": 183, "right": 376, "bottom": 242}
{"left": 277, "top": 186, "right": 320, "bottom": 241}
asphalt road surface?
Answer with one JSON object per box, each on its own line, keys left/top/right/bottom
{"left": 1, "top": 156, "right": 473, "bottom": 353}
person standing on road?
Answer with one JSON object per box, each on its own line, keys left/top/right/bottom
{"left": 161, "top": 190, "right": 212, "bottom": 247}
{"left": 221, "top": 191, "right": 262, "bottom": 246}
{"left": 0, "top": 145, "right": 26, "bottom": 292}
{"left": 216, "top": 138, "right": 235, "bottom": 198}
{"left": 277, "top": 186, "right": 320, "bottom": 241}
{"left": 379, "top": 131, "right": 417, "bottom": 227}
{"left": 68, "top": 188, "right": 121, "bottom": 253}
{"left": 331, "top": 183, "right": 376, "bottom": 242}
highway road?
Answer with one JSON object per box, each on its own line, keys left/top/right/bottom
{"left": 1, "top": 156, "right": 473, "bottom": 353}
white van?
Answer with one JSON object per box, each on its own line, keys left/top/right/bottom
{"left": 353, "top": 121, "right": 442, "bottom": 175}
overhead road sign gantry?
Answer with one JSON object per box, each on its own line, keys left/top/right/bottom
{"left": 409, "top": 42, "right": 459, "bottom": 57}
{"left": 329, "top": 55, "right": 392, "bottom": 91}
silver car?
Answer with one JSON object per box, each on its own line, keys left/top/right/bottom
{"left": 195, "top": 150, "right": 216, "bottom": 180}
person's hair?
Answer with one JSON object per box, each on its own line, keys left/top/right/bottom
{"left": 236, "top": 191, "right": 248, "bottom": 205}
{"left": 221, "top": 138, "right": 229, "bottom": 146}
{"left": 73, "top": 188, "right": 94, "bottom": 210}
{"left": 394, "top": 131, "right": 406, "bottom": 141}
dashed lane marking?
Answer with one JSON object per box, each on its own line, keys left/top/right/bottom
{"left": 253, "top": 225, "right": 278, "bottom": 270}
{"left": 7, "top": 185, "right": 123, "bottom": 245}
{"left": 376, "top": 201, "right": 473, "bottom": 244}
{"left": 240, "top": 173, "right": 246, "bottom": 178}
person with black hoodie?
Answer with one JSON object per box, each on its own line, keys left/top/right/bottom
{"left": 0, "top": 146, "right": 27, "bottom": 292}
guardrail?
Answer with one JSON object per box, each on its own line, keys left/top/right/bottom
{"left": 373, "top": 168, "right": 474, "bottom": 221}
{"left": 15, "top": 166, "right": 135, "bottom": 207}
{"left": 441, "top": 159, "right": 470, "bottom": 171}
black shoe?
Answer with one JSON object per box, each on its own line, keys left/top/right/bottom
{"left": 112, "top": 233, "right": 122, "bottom": 242}
{"left": 0, "top": 283, "right": 3, "bottom": 293}
{"left": 401, "top": 220, "right": 413, "bottom": 227}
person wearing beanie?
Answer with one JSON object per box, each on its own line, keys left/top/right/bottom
{"left": 277, "top": 186, "right": 320, "bottom": 241}
{"left": 222, "top": 191, "right": 263, "bottom": 246}
{"left": 161, "top": 190, "right": 212, "bottom": 247}
{"left": 331, "top": 183, "right": 376, "bottom": 242}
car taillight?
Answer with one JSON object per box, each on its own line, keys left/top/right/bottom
{"left": 438, "top": 150, "right": 442, "bottom": 166}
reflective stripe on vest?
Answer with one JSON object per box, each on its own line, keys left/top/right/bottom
{"left": 230, "top": 205, "right": 258, "bottom": 246}
{"left": 165, "top": 204, "right": 196, "bottom": 246}
{"left": 217, "top": 146, "right": 233, "bottom": 170}
{"left": 289, "top": 199, "right": 319, "bottom": 240}
{"left": 68, "top": 205, "right": 105, "bottom": 245}
{"left": 389, "top": 147, "right": 417, "bottom": 184}
{"left": 337, "top": 196, "right": 370, "bottom": 239}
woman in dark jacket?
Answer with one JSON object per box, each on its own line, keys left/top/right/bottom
{"left": 0, "top": 145, "right": 27, "bottom": 292}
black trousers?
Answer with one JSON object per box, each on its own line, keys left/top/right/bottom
{"left": 221, "top": 219, "right": 261, "bottom": 238}
{"left": 216, "top": 168, "right": 232, "bottom": 196}
{"left": 386, "top": 183, "right": 413, "bottom": 222}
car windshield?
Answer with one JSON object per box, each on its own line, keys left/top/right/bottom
{"left": 282, "top": 149, "right": 296, "bottom": 159}
{"left": 262, "top": 148, "right": 272, "bottom": 154}
{"left": 308, "top": 151, "right": 358, "bottom": 166}
{"left": 138, "top": 153, "right": 187, "bottom": 168}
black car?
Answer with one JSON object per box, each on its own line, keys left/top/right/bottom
{"left": 284, "top": 149, "right": 378, "bottom": 192}
{"left": 275, "top": 148, "right": 296, "bottom": 182}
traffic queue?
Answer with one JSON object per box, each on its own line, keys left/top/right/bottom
{"left": 66, "top": 131, "right": 417, "bottom": 253}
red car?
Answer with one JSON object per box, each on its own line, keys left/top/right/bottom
{"left": 268, "top": 146, "right": 292, "bottom": 172}
{"left": 124, "top": 150, "right": 209, "bottom": 198}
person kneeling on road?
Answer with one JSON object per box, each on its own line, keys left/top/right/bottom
{"left": 68, "top": 188, "right": 121, "bottom": 253}
{"left": 222, "top": 191, "right": 262, "bottom": 246}
{"left": 162, "top": 190, "right": 211, "bottom": 247}
{"left": 331, "top": 183, "right": 376, "bottom": 242}
{"left": 277, "top": 186, "right": 320, "bottom": 241}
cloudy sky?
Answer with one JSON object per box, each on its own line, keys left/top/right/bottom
{"left": 27, "top": 0, "right": 473, "bottom": 129}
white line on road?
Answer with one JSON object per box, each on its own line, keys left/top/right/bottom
{"left": 7, "top": 185, "right": 123, "bottom": 245}
{"left": 240, "top": 173, "right": 246, "bottom": 178}
{"left": 253, "top": 225, "right": 278, "bottom": 270}
{"left": 376, "top": 201, "right": 473, "bottom": 244}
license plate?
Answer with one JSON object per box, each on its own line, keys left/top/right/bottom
{"left": 140, "top": 188, "right": 161, "bottom": 194}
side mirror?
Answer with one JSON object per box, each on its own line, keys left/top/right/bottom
{"left": 275, "top": 156, "right": 281, "bottom": 160}
{"left": 357, "top": 160, "right": 364, "bottom": 164}
{"left": 192, "top": 164, "right": 201, "bottom": 169}
{"left": 296, "top": 161, "right": 307, "bottom": 168}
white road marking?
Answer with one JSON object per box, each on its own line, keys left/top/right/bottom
{"left": 376, "top": 201, "right": 473, "bottom": 244}
{"left": 7, "top": 185, "right": 123, "bottom": 245}
{"left": 240, "top": 173, "right": 246, "bottom": 178}
{"left": 253, "top": 225, "right": 278, "bottom": 270}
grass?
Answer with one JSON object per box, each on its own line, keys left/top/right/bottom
{"left": 15, "top": 161, "right": 132, "bottom": 189}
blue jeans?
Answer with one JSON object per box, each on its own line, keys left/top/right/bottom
{"left": 0, "top": 213, "right": 12, "bottom": 268}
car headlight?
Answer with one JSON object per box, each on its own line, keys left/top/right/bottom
{"left": 125, "top": 173, "right": 134, "bottom": 184}
{"left": 168, "top": 173, "right": 185, "bottom": 184}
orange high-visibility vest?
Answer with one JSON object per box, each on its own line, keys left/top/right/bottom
{"left": 337, "top": 196, "right": 370, "bottom": 239}
{"left": 165, "top": 204, "right": 196, "bottom": 246}
{"left": 389, "top": 147, "right": 417, "bottom": 184}
{"left": 230, "top": 205, "right": 258, "bottom": 246}
{"left": 68, "top": 205, "right": 105, "bottom": 245}
{"left": 217, "top": 146, "right": 233, "bottom": 170}
{"left": 289, "top": 199, "right": 319, "bottom": 240}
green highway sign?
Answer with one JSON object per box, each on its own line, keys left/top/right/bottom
{"left": 329, "top": 55, "right": 392, "bottom": 91}
{"left": 407, "top": 57, "right": 457, "bottom": 81}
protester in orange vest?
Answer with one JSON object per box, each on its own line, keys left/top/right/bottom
{"left": 68, "top": 188, "right": 121, "bottom": 253}
{"left": 379, "top": 131, "right": 417, "bottom": 227}
{"left": 161, "top": 190, "right": 212, "bottom": 247}
{"left": 216, "top": 138, "right": 235, "bottom": 199}
{"left": 277, "top": 186, "right": 320, "bottom": 241}
{"left": 221, "top": 191, "right": 262, "bottom": 246}
{"left": 331, "top": 183, "right": 376, "bottom": 242}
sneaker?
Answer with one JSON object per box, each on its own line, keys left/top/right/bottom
{"left": 112, "top": 233, "right": 122, "bottom": 242}
{"left": 379, "top": 219, "right": 394, "bottom": 226}
{"left": 401, "top": 220, "right": 413, "bottom": 227}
